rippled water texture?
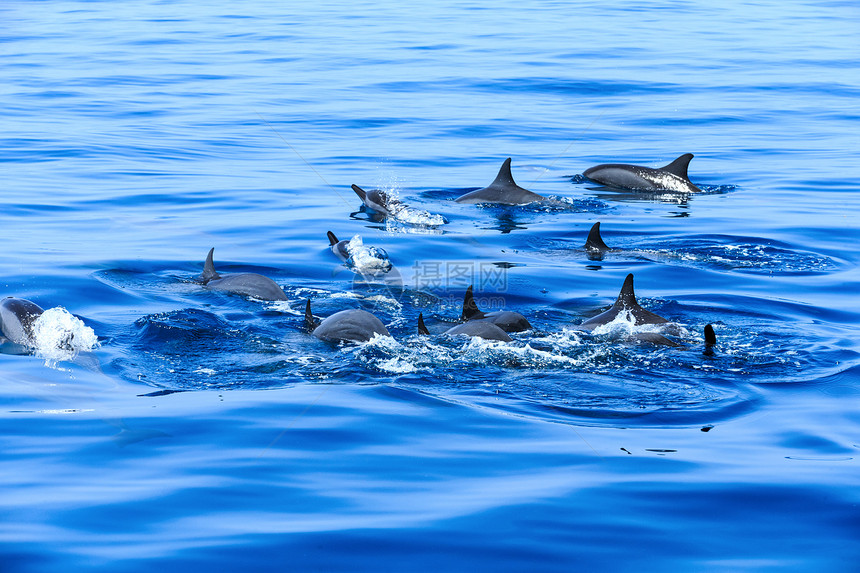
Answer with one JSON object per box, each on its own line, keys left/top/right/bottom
{"left": 1, "top": 1, "right": 859, "bottom": 571}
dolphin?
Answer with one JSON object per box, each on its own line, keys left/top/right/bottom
{"left": 584, "top": 221, "right": 611, "bottom": 254}
{"left": 461, "top": 285, "right": 531, "bottom": 332}
{"left": 305, "top": 300, "right": 390, "bottom": 343}
{"left": 582, "top": 153, "right": 702, "bottom": 193}
{"left": 418, "top": 312, "right": 512, "bottom": 342}
{"left": 455, "top": 158, "right": 546, "bottom": 205}
{"left": 197, "top": 248, "right": 287, "bottom": 301}
{"left": 352, "top": 184, "right": 402, "bottom": 217}
{"left": 703, "top": 323, "right": 716, "bottom": 355}
{"left": 579, "top": 274, "right": 670, "bottom": 331}
{"left": 0, "top": 297, "right": 44, "bottom": 345}
{"left": 327, "top": 231, "right": 350, "bottom": 262}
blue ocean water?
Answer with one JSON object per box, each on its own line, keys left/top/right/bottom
{"left": 2, "top": 0, "right": 859, "bottom": 570}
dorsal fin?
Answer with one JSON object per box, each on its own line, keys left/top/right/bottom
{"left": 461, "top": 285, "right": 486, "bottom": 320}
{"left": 199, "top": 247, "right": 220, "bottom": 283}
{"left": 491, "top": 158, "right": 516, "bottom": 187}
{"left": 661, "top": 153, "right": 694, "bottom": 179}
{"left": 584, "top": 221, "right": 610, "bottom": 251}
{"left": 614, "top": 274, "right": 637, "bottom": 308}
{"left": 351, "top": 184, "right": 367, "bottom": 201}
{"left": 327, "top": 231, "right": 339, "bottom": 246}
{"left": 304, "top": 299, "right": 318, "bottom": 332}
{"left": 417, "top": 313, "right": 430, "bottom": 335}
{"left": 703, "top": 323, "right": 716, "bottom": 353}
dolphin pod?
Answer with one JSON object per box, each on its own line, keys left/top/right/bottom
{"left": 583, "top": 153, "right": 702, "bottom": 193}
{"left": 5, "top": 153, "right": 723, "bottom": 360}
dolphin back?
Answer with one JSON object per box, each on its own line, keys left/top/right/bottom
{"left": 0, "top": 297, "right": 44, "bottom": 345}
{"left": 455, "top": 158, "right": 546, "bottom": 205}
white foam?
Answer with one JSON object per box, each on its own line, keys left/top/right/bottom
{"left": 31, "top": 307, "right": 99, "bottom": 366}
{"left": 345, "top": 235, "right": 393, "bottom": 276}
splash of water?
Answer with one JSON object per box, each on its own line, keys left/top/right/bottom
{"left": 31, "top": 307, "right": 99, "bottom": 366}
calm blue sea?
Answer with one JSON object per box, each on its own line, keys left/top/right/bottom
{"left": 2, "top": 0, "right": 859, "bottom": 571}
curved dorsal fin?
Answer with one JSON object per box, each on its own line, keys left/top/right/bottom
{"left": 351, "top": 184, "right": 367, "bottom": 201}
{"left": 703, "top": 323, "right": 716, "bottom": 355}
{"left": 461, "top": 285, "right": 486, "bottom": 320}
{"left": 614, "top": 274, "right": 638, "bottom": 308}
{"left": 491, "top": 158, "right": 516, "bottom": 187}
{"left": 304, "top": 299, "right": 318, "bottom": 331}
{"left": 327, "top": 231, "right": 339, "bottom": 246}
{"left": 584, "top": 221, "right": 610, "bottom": 251}
{"left": 661, "top": 153, "right": 694, "bottom": 179}
{"left": 199, "top": 247, "right": 220, "bottom": 283}
{"left": 417, "top": 313, "right": 430, "bottom": 335}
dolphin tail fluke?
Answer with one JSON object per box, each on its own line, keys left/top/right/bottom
{"left": 491, "top": 158, "right": 516, "bottom": 187}
{"left": 461, "top": 285, "right": 485, "bottom": 321}
{"left": 585, "top": 222, "right": 610, "bottom": 251}
{"left": 661, "top": 153, "right": 694, "bottom": 179}
{"left": 615, "top": 274, "right": 637, "bottom": 308}
{"left": 703, "top": 323, "right": 716, "bottom": 355}
{"left": 351, "top": 184, "right": 367, "bottom": 202}
{"left": 199, "top": 247, "right": 220, "bottom": 283}
{"left": 327, "top": 231, "right": 339, "bottom": 246}
{"left": 418, "top": 313, "right": 430, "bottom": 335}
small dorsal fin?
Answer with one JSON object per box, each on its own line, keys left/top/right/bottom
{"left": 304, "top": 299, "right": 318, "bottom": 332}
{"left": 417, "top": 313, "right": 430, "bottom": 335}
{"left": 661, "top": 153, "right": 694, "bottom": 179}
{"left": 584, "top": 221, "right": 610, "bottom": 251}
{"left": 491, "top": 158, "right": 516, "bottom": 187}
{"left": 351, "top": 184, "right": 367, "bottom": 201}
{"left": 327, "top": 231, "right": 339, "bottom": 246}
{"left": 614, "top": 274, "right": 637, "bottom": 308}
{"left": 199, "top": 247, "right": 220, "bottom": 283}
{"left": 703, "top": 323, "right": 716, "bottom": 355}
{"left": 461, "top": 285, "right": 486, "bottom": 320}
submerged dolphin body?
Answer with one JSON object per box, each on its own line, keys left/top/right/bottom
{"left": 305, "top": 300, "right": 390, "bottom": 343}
{"left": 579, "top": 274, "right": 670, "bottom": 331}
{"left": 197, "top": 248, "right": 287, "bottom": 301}
{"left": 583, "top": 153, "right": 702, "bottom": 193}
{"left": 418, "top": 313, "right": 512, "bottom": 342}
{"left": 352, "top": 184, "right": 401, "bottom": 217}
{"left": 0, "top": 297, "right": 44, "bottom": 345}
{"left": 327, "top": 231, "right": 350, "bottom": 262}
{"left": 455, "top": 158, "right": 546, "bottom": 205}
{"left": 461, "top": 285, "right": 531, "bottom": 332}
